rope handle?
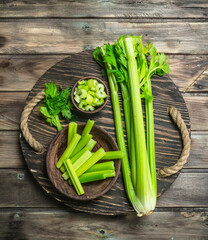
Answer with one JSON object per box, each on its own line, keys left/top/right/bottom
{"left": 20, "top": 91, "right": 191, "bottom": 176}
{"left": 20, "top": 90, "right": 45, "bottom": 153}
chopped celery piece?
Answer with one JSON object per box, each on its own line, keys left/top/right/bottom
{"left": 88, "top": 90, "right": 96, "bottom": 96}
{"left": 74, "top": 95, "right": 81, "bottom": 103}
{"left": 85, "top": 105, "right": 95, "bottom": 111}
{"left": 78, "top": 89, "right": 87, "bottom": 99}
{"left": 86, "top": 94, "right": 94, "bottom": 104}
{"left": 78, "top": 100, "right": 87, "bottom": 109}
{"left": 56, "top": 133, "right": 81, "bottom": 168}
{"left": 70, "top": 146, "right": 90, "bottom": 164}
{"left": 67, "top": 122, "right": 77, "bottom": 146}
{"left": 85, "top": 161, "right": 115, "bottom": 173}
{"left": 64, "top": 159, "right": 84, "bottom": 195}
{"left": 96, "top": 83, "right": 105, "bottom": 92}
{"left": 76, "top": 148, "right": 106, "bottom": 177}
{"left": 86, "top": 139, "right": 96, "bottom": 151}
{"left": 81, "top": 120, "right": 94, "bottom": 137}
{"left": 101, "top": 151, "right": 123, "bottom": 160}
{"left": 78, "top": 80, "right": 86, "bottom": 85}
{"left": 71, "top": 133, "right": 92, "bottom": 157}
{"left": 73, "top": 150, "right": 93, "bottom": 172}
{"left": 60, "top": 165, "right": 66, "bottom": 173}
{"left": 96, "top": 90, "right": 107, "bottom": 99}
{"left": 63, "top": 150, "right": 93, "bottom": 180}
{"left": 69, "top": 170, "right": 115, "bottom": 185}
{"left": 96, "top": 98, "right": 104, "bottom": 106}
{"left": 87, "top": 79, "right": 98, "bottom": 88}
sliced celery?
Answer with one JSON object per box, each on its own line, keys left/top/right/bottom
{"left": 71, "top": 133, "right": 92, "bottom": 157}
{"left": 56, "top": 133, "right": 81, "bottom": 169}
{"left": 76, "top": 148, "right": 106, "bottom": 177}
{"left": 69, "top": 170, "right": 115, "bottom": 185}
{"left": 85, "top": 161, "right": 115, "bottom": 173}
{"left": 86, "top": 139, "right": 96, "bottom": 151}
{"left": 67, "top": 122, "right": 77, "bottom": 146}
{"left": 81, "top": 119, "right": 94, "bottom": 137}
{"left": 101, "top": 151, "right": 123, "bottom": 160}
{"left": 64, "top": 159, "right": 84, "bottom": 195}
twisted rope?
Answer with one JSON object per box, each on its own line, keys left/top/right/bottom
{"left": 158, "top": 106, "right": 191, "bottom": 177}
{"left": 20, "top": 90, "right": 45, "bottom": 153}
{"left": 20, "top": 91, "right": 191, "bottom": 176}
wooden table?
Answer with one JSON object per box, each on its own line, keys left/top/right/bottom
{"left": 0, "top": 1, "right": 207, "bottom": 239}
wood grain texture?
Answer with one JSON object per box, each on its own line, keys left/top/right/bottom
{"left": 0, "top": 209, "right": 208, "bottom": 240}
{"left": 0, "top": 20, "right": 207, "bottom": 54}
{"left": 47, "top": 125, "right": 121, "bottom": 201}
{"left": 184, "top": 95, "right": 208, "bottom": 131}
{"left": 19, "top": 51, "right": 190, "bottom": 215}
{"left": 1, "top": 93, "right": 205, "bottom": 131}
{"left": 1, "top": 55, "right": 208, "bottom": 92}
{"left": 0, "top": 0, "right": 207, "bottom": 19}
{"left": 0, "top": 170, "right": 207, "bottom": 208}
{"left": 1, "top": 132, "right": 208, "bottom": 169}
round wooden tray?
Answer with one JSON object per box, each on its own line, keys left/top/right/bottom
{"left": 19, "top": 50, "right": 190, "bottom": 215}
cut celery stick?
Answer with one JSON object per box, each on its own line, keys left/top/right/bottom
{"left": 56, "top": 133, "right": 81, "bottom": 168}
{"left": 60, "top": 165, "right": 66, "bottom": 173}
{"left": 70, "top": 146, "right": 90, "bottom": 164}
{"left": 101, "top": 151, "right": 123, "bottom": 160}
{"left": 86, "top": 139, "right": 96, "bottom": 151}
{"left": 69, "top": 170, "right": 115, "bottom": 185}
{"left": 81, "top": 119, "right": 94, "bottom": 137}
{"left": 68, "top": 122, "right": 77, "bottom": 146}
{"left": 62, "top": 150, "right": 93, "bottom": 180}
{"left": 85, "top": 161, "right": 115, "bottom": 173}
{"left": 73, "top": 150, "right": 93, "bottom": 171}
{"left": 64, "top": 159, "right": 84, "bottom": 195}
{"left": 76, "top": 148, "right": 106, "bottom": 177}
{"left": 71, "top": 133, "right": 92, "bottom": 157}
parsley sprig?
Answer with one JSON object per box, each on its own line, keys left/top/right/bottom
{"left": 40, "top": 82, "right": 74, "bottom": 131}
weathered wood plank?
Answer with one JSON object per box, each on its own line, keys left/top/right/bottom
{"left": 0, "top": 131, "right": 26, "bottom": 168}
{"left": 1, "top": 55, "right": 208, "bottom": 92}
{"left": 0, "top": 20, "right": 207, "bottom": 54}
{"left": 0, "top": 210, "right": 207, "bottom": 240}
{"left": 1, "top": 131, "right": 207, "bottom": 169}
{"left": 184, "top": 95, "right": 208, "bottom": 131}
{"left": 0, "top": 92, "right": 206, "bottom": 131}
{"left": 0, "top": 170, "right": 207, "bottom": 208}
{"left": 0, "top": 55, "right": 65, "bottom": 91}
{"left": 0, "top": 0, "right": 207, "bottom": 19}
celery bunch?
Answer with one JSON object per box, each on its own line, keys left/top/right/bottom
{"left": 93, "top": 35, "right": 170, "bottom": 216}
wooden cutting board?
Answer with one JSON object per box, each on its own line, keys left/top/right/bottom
{"left": 19, "top": 50, "right": 190, "bottom": 215}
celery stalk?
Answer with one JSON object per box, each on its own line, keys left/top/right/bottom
{"left": 86, "top": 139, "right": 97, "bottom": 151}
{"left": 60, "top": 165, "right": 66, "bottom": 173}
{"left": 68, "top": 122, "right": 77, "bottom": 145}
{"left": 101, "top": 151, "right": 123, "bottom": 160}
{"left": 62, "top": 148, "right": 92, "bottom": 180}
{"left": 98, "top": 46, "right": 144, "bottom": 216}
{"left": 71, "top": 133, "right": 92, "bottom": 157}
{"left": 85, "top": 161, "right": 115, "bottom": 173}
{"left": 69, "top": 170, "right": 115, "bottom": 184}
{"left": 145, "top": 79, "right": 157, "bottom": 199}
{"left": 76, "top": 148, "right": 106, "bottom": 177}
{"left": 71, "top": 146, "right": 90, "bottom": 164}
{"left": 124, "top": 37, "right": 156, "bottom": 213}
{"left": 73, "top": 150, "right": 93, "bottom": 172}
{"left": 64, "top": 159, "right": 84, "bottom": 195}
{"left": 81, "top": 119, "right": 94, "bottom": 137}
{"left": 56, "top": 133, "right": 81, "bottom": 168}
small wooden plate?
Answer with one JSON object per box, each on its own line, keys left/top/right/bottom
{"left": 46, "top": 123, "right": 121, "bottom": 201}
{"left": 71, "top": 76, "right": 109, "bottom": 114}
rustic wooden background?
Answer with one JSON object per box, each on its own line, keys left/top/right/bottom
{"left": 0, "top": 1, "right": 207, "bottom": 239}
